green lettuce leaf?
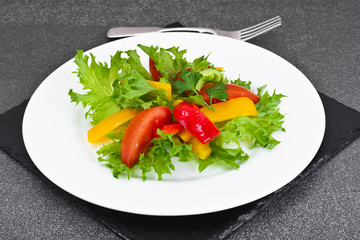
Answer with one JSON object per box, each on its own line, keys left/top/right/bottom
{"left": 206, "top": 82, "right": 229, "bottom": 104}
{"left": 125, "top": 49, "right": 153, "bottom": 80}
{"left": 68, "top": 90, "right": 121, "bottom": 125}
{"left": 195, "top": 68, "right": 224, "bottom": 91}
{"left": 173, "top": 71, "right": 203, "bottom": 94}
{"left": 229, "top": 77, "right": 252, "bottom": 90}
{"left": 218, "top": 89, "right": 286, "bottom": 149}
{"left": 209, "top": 143, "right": 249, "bottom": 168}
{"left": 69, "top": 49, "right": 173, "bottom": 125}
{"left": 138, "top": 44, "right": 188, "bottom": 83}
{"left": 190, "top": 54, "right": 212, "bottom": 72}
{"left": 112, "top": 72, "right": 172, "bottom": 110}
{"left": 97, "top": 129, "right": 134, "bottom": 179}
{"left": 69, "top": 50, "right": 123, "bottom": 125}
{"left": 98, "top": 130, "right": 197, "bottom": 181}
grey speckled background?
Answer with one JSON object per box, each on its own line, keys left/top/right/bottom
{"left": 1, "top": 1, "right": 359, "bottom": 239}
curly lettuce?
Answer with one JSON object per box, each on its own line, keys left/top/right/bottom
{"left": 69, "top": 49, "right": 172, "bottom": 125}
{"left": 69, "top": 45, "right": 286, "bottom": 181}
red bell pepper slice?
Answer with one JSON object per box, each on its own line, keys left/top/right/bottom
{"left": 159, "top": 122, "right": 184, "bottom": 135}
{"left": 149, "top": 58, "right": 162, "bottom": 81}
{"left": 200, "top": 83, "right": 261, "bottom": 104}
{"left": 173, "top": 102, "right": 220, "bottom": 144}
{"left": 175, "top": 67, "right": 191, "bottom": 83}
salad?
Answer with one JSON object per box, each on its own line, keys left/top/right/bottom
{"left": 69, "top": 44, "right": 285, "bottom": 181}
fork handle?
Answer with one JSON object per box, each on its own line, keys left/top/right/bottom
{"left": 107, "top": 27, "right": 217, "bottom": 38}
{"left": 107, "top": 27, "right": 162, "bottom": 38}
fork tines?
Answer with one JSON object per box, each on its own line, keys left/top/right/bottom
{"left": 240, "top": 16, "right": 282, "bottom": 41}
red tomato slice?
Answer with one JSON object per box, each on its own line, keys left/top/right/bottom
{"left": 149, "top": 58, "right": 162, "bottom": 81}
{"left": 121, "top": 106, "right": 172, "bottom": 168}
{"left": 200, "top": 83, "right": 261, "bottom": 104}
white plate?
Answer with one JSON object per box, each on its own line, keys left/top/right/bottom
{"left": 22, "top": 33, "right": 325, "bottom": 216}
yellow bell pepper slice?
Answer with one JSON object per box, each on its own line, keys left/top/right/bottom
{"left": 200, "top": 97, "right": 257, "bottom": 123}
{"left": 146, "top": 80, "right": 172, "bottom": 100}
{"left": 177, "top": 129, "right": 212, "bottom": 159}
{"left": 190, "top": 137, "right": 212, "bottom": 159}
{"left": 87, "top": 109, "right": 138, "bottom": 143}
{"left": 177, "top": 129, "right": 193, "bottom": 143}
{"left": 173, "top": 99, "right": 183, "bottom": 106}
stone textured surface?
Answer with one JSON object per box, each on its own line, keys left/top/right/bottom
{"left": 1, "top": 0, "right": 359, "bottom": 239}
{"left": 0, "top": 152, "right": 120, "bottom": 240}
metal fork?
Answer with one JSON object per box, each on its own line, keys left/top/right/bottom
{"left": 107, "top": 16, "right": 281, "bottom": 41}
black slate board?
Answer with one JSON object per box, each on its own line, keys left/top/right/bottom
{"left": 0, "top": 92, "right": 359, "bottom": 240}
